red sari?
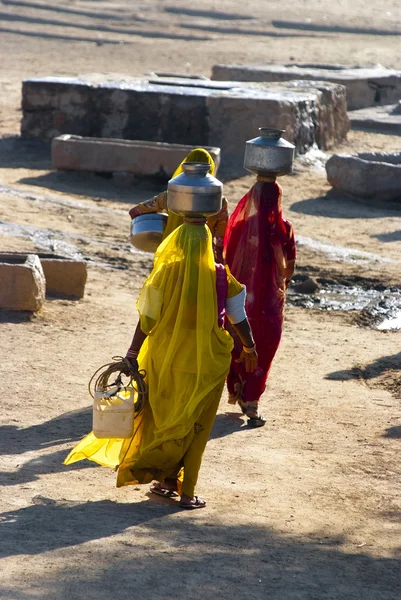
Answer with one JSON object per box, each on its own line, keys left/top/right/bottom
{"left": 224, "top": 181, "right": 296, "bottom": 405}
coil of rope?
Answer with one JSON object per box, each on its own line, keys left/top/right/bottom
{"left": 88, "top": 356, "right": 147, "bottom": 413}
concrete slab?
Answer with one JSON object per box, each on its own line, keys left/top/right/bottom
{"left": 348, "top": 103, "right": 401, "bottom": 134}
{"left": 0, "top": 254, "right": 45, "bottom": 312}
{"left": 21, "top": 74, "right": 349, "bottom": 175}
{"left": 211, "top": 64, "right": 401, "bottom": 110}
{"left": 51, "top": 135, "right": 221, "bottom": 178}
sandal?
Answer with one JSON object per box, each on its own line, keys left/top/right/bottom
{"left": 239, "top": 400, "right": 266, "bottom": 428}
{"left": 247, "top": 415, "right": 266, "bottom": 428}
{"left": 179, "top": 496, "right": 206, "bottom": 510}
{"left": 150, "top": 483, "right": 178, "bottom": 498}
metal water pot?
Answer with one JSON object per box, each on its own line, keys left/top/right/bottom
{"left": 130, "top": 213, "right": 168, "bottom": 253}
{"left": 244, "top": 127, "right": 295, "bottom": 177}
{"left": 167, "top": 162, "right": 223, "bottom": 217}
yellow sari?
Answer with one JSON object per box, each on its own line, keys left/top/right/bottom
{"left": 64, "top": 223, "right": 233, "bottom": 497}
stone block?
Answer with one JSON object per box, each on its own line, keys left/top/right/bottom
{"left": 21, "top": 77, "right": 95, "bottom": 141}
{"left": 0, "top": 252, "right": 87, "bottom": 299}
{"left": 0, "top": 254, "right": 45, "bottom": 311}
{"left": 206, "top": 81, "right": 348, "bottom": 173}
{"left": 348, "top": 103, "right": 401, "bottom": 134}
{"left": 326, "top": 153, "right": 401, "bottom": 201}
{"left": 211, "top": 64, "right": 401, "bottom": 110}
{"left": 21, "top": 74, "right": 349, "bottom": 176}
{"left": 40, "top": 257, "right": 87, "bottom": 299}
{"left": 51, "top": 135, "right": 221, "bottom": 178}
{"left": 280, "top": 81, "right": 349, "bottom": 150}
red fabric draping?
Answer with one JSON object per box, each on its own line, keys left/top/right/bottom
{"left": 224, "top": 181, "right": 295, "bottom": 404}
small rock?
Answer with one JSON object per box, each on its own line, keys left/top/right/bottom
{"left": 292, "top": 277, "right": 320, "bottom": 294}
{"left": 31, "top": 495, "right": 57, "bottom": 506}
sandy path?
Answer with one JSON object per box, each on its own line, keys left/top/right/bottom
{"left": 1, "top": 2, "right": 401, "bottom": 598}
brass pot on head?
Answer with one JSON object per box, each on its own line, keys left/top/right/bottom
{"left": 167, "top": 162, "right": 223, "bottom": 217}
{"left": 244, "top": 127, "right": 295, "bottom": 178}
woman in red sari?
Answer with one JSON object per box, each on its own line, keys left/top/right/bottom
{"left": 224, "top": 179, "right": 296, "bottom": 427}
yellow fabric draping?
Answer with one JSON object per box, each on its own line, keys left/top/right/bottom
{"left": 64, "top": 223, "right": 233, "bottom": 494}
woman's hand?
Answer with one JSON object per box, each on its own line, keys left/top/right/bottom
{"left": 122, "top": 356, "right": 138, "bottom": 375}
{"left": 235, "top": 348, "right": 258, "bottom": 373}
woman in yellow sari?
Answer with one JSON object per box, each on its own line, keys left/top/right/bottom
{"left": 65, "top": 217, "right": 257, "bottom": 508}
{"left": 128, "top": 148, "right": 228, "bottom": 262}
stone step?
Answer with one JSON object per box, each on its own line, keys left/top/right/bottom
{"left": 51, "top": 135, "right": 221, "bottom": 178}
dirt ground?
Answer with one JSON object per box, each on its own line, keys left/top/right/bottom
{"left": 1, "top": 2, "right": 401, "bottom": 599}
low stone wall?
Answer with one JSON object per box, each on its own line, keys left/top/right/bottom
{"left": 211, "top": 64, "right": 401, "bottom": 111}
{"left": 51, "top": 135, "right": 221, "bottom": 177}
{"left": 21, "top": 74, "right": 349, "bottom": 175}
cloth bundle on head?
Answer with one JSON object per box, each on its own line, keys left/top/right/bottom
{"left": 162, "top": 148, "right": 216, "bottom": 240}
{"left": 224, "top": 181, "right": 289, "bottom": 321}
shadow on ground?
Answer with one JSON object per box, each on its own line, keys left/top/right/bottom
{"left": 164, "top": 6, "right": 254, "bottom": 20}
{"left": 18, "top": 171, "right": 165, "bottom": 203}
{"left": 0, "top": 11, "right": 212, "bottom": 41}
{"left": 179, "top": 22, "right": 319, "bottom": 37}
{"left": 2, "top": 0, "right": 145, "bottom": 22}
{"left": 326, "top": 351, "right": 401, "bottom": 383}
{"left": 0, "top": 406, "right": 92, "bottom": 456}
{"left": 290, "top": 191, "right": 401, "bottom": 220}
{"left": 372, "top": 230, "right": 401, "bottom": 243}
{"left": 0, "top": 136, "right": 51, "bottom": 170}
{"left": 209, "top": 412, "right": 247, "bottom": 440}
{"left": 272, "top": 19, "right": 401, "bottom": 36}
{"left": 0, "top": 498, "right": 400, "bottom": 599}
{"left": 382, "top": 425, "right": 401, "bottom": 439}
{"left": 0, "top": 447, "right": 96, "bottom": 486}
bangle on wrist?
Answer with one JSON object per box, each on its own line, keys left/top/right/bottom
{"left": 243, "top": 344, "right": 256, "bottom": 354}
{"left": 126, "top": 349, "right": 139, "bottom": 358}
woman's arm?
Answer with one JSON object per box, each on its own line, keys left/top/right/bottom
{"left": 284, "top": 259, "right": 296, "bottom": 288}
{"left": 230, "top": 318, "right": 258, "bottom": 373}
{"left": 125, "top": 322, "right": 148, "bottom": 367}
{"left": 129, "top": 191, "right": 167, "bottom": 219}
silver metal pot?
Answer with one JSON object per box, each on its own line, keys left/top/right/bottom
{"left": 244, "top": 127, "right": 295, "bottom": 177}
{"left": 130, "top": 213, "right": 168, "bottom": 253}
{"left": 167, "top": 162, "right": 223, "bottom": 217}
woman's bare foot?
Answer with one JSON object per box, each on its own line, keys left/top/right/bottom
{"left": 179, "top": 494, "right": 206, "bottom": 509}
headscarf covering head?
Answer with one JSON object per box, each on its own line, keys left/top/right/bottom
{"left": 163, "top": 148, "right": 216, "bottom": 240}
{"left": 172, "top": 148, "right": 216, "bottom": 178}
{"left": 224, "top": 181, "right": 288, "bottom": 319}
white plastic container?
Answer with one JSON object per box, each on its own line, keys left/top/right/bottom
{"left": 93, "top": 388, "right": 135, "bottom": 439}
